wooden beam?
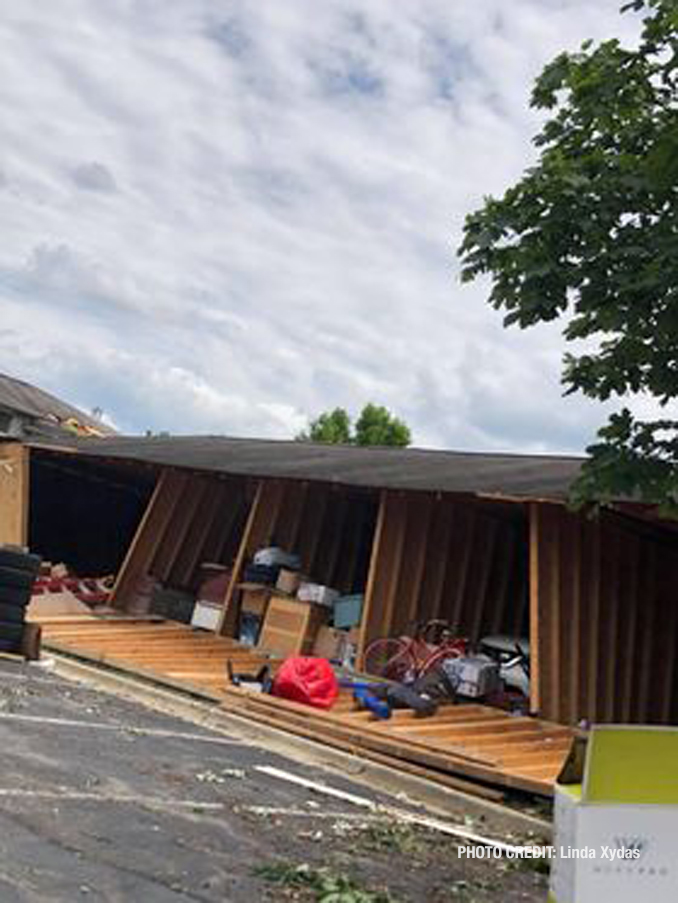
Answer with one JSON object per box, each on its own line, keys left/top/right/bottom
{"left": 421, "top": 498, "right": 453, "bottom": 621}
{"left": 110, "top": 469, "right": 183, "bottom": 610}
{"left": 528, "top": 503, "right": 542, "bottom": 715}
{"left": 470, "top": 516, "right": 498, "bottom": 642}
{"left": 379, "top": 494, "right": 407, "bottom": 639}
{"left": 356, "top": 490, "right": 387, "bottom": 663}
{"left": 171, "top": 479, "right": 226, "bottom": 586}
{"left": 585, "top": 517, "right": 602, "bottom": 722}
{"left": 0, "top": 442, "right": 29, "bottom": 546}
{"left": 216, "top": 481, "right": 264, "bottom": 636}
{"left": 567, "top": 516, "right": 582, "bottom": 726}
{"left": 151, "top": 474, "right": 204, "bottom": 581}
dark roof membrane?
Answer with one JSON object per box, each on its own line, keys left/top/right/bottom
{"left": 31, "top": 434, "right": 584, "bottom": 500}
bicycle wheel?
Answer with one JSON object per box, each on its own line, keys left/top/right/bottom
{"left": 363, "top": 638, "right": 413, "bottom": 681}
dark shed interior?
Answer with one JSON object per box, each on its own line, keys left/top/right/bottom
{"left": 29, "top": 451, "right": 155, "bottom": 575}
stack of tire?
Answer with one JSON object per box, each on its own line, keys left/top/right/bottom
{"left": 0, "top": 547, "right": 42, "bottom": 654}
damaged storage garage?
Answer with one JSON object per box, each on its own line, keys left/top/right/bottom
{"left": 2, "top": 435, "right": 678, "bottom": 795}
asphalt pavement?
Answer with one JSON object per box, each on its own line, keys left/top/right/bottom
{"left": 0, "top": 657, "right": 411, "bottom": 902}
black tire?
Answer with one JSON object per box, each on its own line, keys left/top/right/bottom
{"left": 0, "top": 566, "right": 37, "bottom": 590}
{"left": 0, "top": 586, "right": 32, "bottom": 608}
{"left": 0, "top": 549, "right": 41, "bottom": 574}
{"left": 0, "top": 604, "right": 25, "bottom": 624}
{"left": 0, "top": 622, "right": 25, "bottom": 642}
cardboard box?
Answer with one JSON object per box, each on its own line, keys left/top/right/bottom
{"left": 297, "top": 582, "right": 339, "bottom": 607}
{"left": 276, "top": 568, "right": 301, "bottom": 596}
{"left": 549, "top": 726, "right": 678, "bottom": 903}
{"left": 190, "top": 600, "right": 222, "bottom": 631}
{"left": 258, "top": 595, "right": 328, "bottom": 657}
{"left": 240, "top": 586, "right": 271, "bottom": 618}
{"left": 196, "top": 564, "right": 230, "bottom": 605}
{"left": 313, "top": 626, "right": 360, "bottom": 664}
{"left": 27, "top": 590, "right": 92, "bottom": 619}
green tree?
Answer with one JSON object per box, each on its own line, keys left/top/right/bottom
{"left": 458, "top": 0, "right": 678, "bottom": 512}
{"left": 296, "top": 404, "right": 411, "bottom": 447}
{"left": 353, "top": 403, "right": 411, "bottom": 447}
{"left": 297, "top": 407, "right": 352, "bottom": 444}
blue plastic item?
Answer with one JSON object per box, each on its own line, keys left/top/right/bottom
{"left": 353, "top": 687, "right": 391, "bottom": 720}
{"left": 333, "top": 594, "right": 364, "bottom": 629}
{"left": 339, "top": 679, "right": 378, "bottom": 691}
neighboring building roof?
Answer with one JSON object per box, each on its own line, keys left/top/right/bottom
{"left": 0, "top": 373, "right": 114, "bottom": 438}
{"left": 31, "top": 434, "right": 585, "bottom": 500}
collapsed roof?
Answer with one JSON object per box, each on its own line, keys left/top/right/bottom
{"left": 31, "top": 434, "right": 584, "bottom": 500}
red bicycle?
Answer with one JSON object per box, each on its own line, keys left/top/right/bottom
{"left": 363, "top": 620, "right": 467, "bottom": 682}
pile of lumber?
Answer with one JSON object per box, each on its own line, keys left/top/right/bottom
{"left": 35, "top": 616, "right": 573, "bottom": 798}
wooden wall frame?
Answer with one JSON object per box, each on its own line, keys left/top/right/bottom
{"left": 217, "top": 478, "right": 378, "bottom": 637}
{"left": 111, "top": 468, "right": 251, "bottom": 611}
{"left": 357, "top": 489, "right": 527, "bottom": 661}
{"left": 529, "top": 501, "right": 678, "bottom": 725}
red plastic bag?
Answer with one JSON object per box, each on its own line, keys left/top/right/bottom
{"left": 272, "top": 656, "right": 339, "bottom": 710}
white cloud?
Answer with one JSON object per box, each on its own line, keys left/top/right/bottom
{"left": 0, "top": 0, "right": 648, "bottom": 451}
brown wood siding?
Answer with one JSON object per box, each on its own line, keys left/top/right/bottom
{"left": 227, "top": 479, "right": 378, "bottom": 596}
{"left": 112, "top": 470, "right": 252, "bottom": 608}
{"left": 0, "top": 442, "right": 29, "bottom": 546}
{"left": 531, "top": 503, "right": 678, "bottom": 725}
{"left": 361, "top": 491, "right": 527, "bottom": 650}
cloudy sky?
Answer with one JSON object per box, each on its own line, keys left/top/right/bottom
{"left": 0, "top": 1, "right": 642, "bottom": 450}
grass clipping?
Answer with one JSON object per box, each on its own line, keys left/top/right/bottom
{"left": 254, "top": 861, "right": 395, "bottom": 902}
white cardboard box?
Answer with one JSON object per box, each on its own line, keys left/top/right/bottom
{"left": 297, "top": 582, "right": 339, "bottom": 607}
{"left": 549, "top": 726, "right": 678, "bottom": 903}
{"left": 190, "top": 600, "right": 222, "bottom": 631}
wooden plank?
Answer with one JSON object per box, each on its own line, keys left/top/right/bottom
{"left": 380, "top": 494, "right": 407, "bottom": 638}
{"left": 470, "top": 516, "right": 498, "bottom": 642}
{"left": 250, "top": 480, "right": 286, "bottom": 552}
{"left": 225, "top": 693, "right": 557, "bottom": 795}
{"left": 199, "top": 479, "right": 241, "bottom": 565}
{"left": 585, "top": 516, "right": 602, "bottom": 722}
{"left": 451, "top": 508, "right": 475, "bottom": 630}
{"left": 559, "top": 514, "right": 577, "bottom": 725}
{"left": 486, "top": 522, "right": 517, "bottom": 634}
{"left": 0, "top": 442, "right": 29, "bottom": 546}
{"left": 215, "top": 481, "right": 264, "bottom": 636}
{"left": 658, "top": 549, "right": 678, "bottom": 722}
{"left": 110, "top": 470, "right": 183, "bottom": 610}
{"left": 547, "top": 506, "right": 561, "bottom": 724}
{"left": 423, "top": 499, "right": 453, "bottom": 622}
{"left": 334, "top": 494, "right": 368, "bottom": 594}
{"left": 383, "top": 717, "right": 539, "bottom": 738}
{"left": 394, "top": 495, "right": 433, "bottom": 634}
{"left": 151, "top": 474, "right": 204, "bottom": 580}
{"left": 600, "top": 522, "right": 621, "bottom": 722}
{"left": 213, "top": 487, "right": 249, "bottom": 566}
{"left": 635, "top": 542, "right": 657, "bottom": 721}
{"left": 37, "top": 615, "right": 566, "bottom": 797}
{"left": 528, "top": 503, "right": 542, "bottom": 714}
{"left": 324, "top": 493, "right": 350, "bottom": 589}
{"left": 218, "top": 695, "right": 506, "bottom": 801}
{"left": 356, "top": 490, "right": 387, "bottom": 662}
{"left": 224, "top": 688, "right": 500, "bottom": 768}
{"left": 170, "top": 478, "right": 225, "bottom": 587}
{"left": 297, "top": 484, "right": 329, "bottom": 574}
{"left": 459, "top": 728, "right": 573, "bottom": 750}
{"left": 618, "top": 531, "right": 640, "bottom": 723}
{"left": 284, "top": 481, "right": 308, "bottom": 553}
{"left": 385, "top": 711, "right": 510, "bottom": 731}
